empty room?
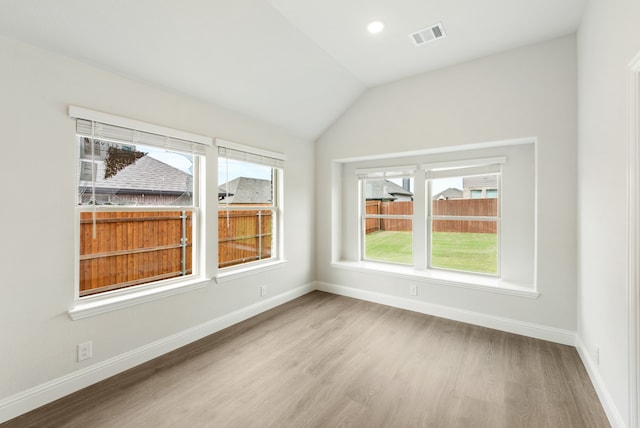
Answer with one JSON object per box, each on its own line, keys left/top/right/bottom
{"left": 0, "top": 0, "right": 638, "bottom": 427}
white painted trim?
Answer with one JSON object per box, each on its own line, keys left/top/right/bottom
{"left": 333, "top": 136, "right": 536, "bottom": 163}
{"left": 315, "top": 281, "right": 572, "bottom": 345}
{"left": 576, "top": 336, "right": 626, "bottom": 428}
{"left": 69, "top": 277, "right": 211, "bottom": 320}
{"left": 215, "top": 259, "right": 288, "bottom": 284}
{"left": 0, "top": 283, "right": 314, "bottom": 424}
{"left": 331, "top": 261, "right": 538, "bottom": 299}
{"left": 627, "top": 50, "right": 640, "bottom": 428}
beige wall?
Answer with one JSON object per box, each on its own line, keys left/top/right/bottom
{"left": 316, "top": 36, "right": 578, "bottom": 330}
{"left": 577, "top": 0, "right": 640, "bottom": 425}
{"left": 0, "top": 35, "right": 315, "bottom": 408}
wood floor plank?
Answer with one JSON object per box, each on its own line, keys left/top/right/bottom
{"left": 2, "top": 292, "right": 610, "bottom": 428}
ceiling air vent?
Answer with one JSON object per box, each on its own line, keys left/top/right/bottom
{"left": 410, "top": 22, "right": 446, "bottom": 46}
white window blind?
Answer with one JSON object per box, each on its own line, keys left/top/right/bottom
{"left": 355, "top": 165, "right": 417, "bottom": 179}
{"left": 422, "top": 157, "right": 505, "bottom": 179}
{"left": 70, "top": 106, "right": 212, "bottom": 155}
{"left": 217, "top": 139, "right": 285, "bottom": 169}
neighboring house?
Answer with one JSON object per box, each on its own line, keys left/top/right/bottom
{"left": 463, "top": 175, "right": 498, "bottom": 199}
{"left": 365, "top": 179, "right": 413, "bottom": 201}
{"left": 79, "top": 154, "right": 193, "bottom": 206}
{"left": 219, "top": 177, "right": 272, "bottom": 204}
{"left": 433, "top": 187, "right": 463, "bottom": 200}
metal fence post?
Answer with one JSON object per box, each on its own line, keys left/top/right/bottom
{"left": 181, "top": 210, "right": 187, "bottom": 276}
{"left": 257, "top": 211, "right": 262, "bottom": 260}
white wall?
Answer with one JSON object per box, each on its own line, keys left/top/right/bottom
{"left": 0, "top": 35, "right": 314, "bottom": 412}
{"left": 316, "top": 36, "right": 578, "bottom": 331}
{"left": 577, "top": 0, "right": 640, "bottom": 425}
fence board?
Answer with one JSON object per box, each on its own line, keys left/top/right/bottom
{"left": 218, "top": 210, "right": 272, "bottom": 268}
{"left": 432, "top": 199, "right": 497, "bottom": 216}
{"left": 79, "top": 211, "right": 193, "bottom": 296}
{"left": 365, "top": 199, "right": 497, "bottom": 234}
{"left": 432, "top": 219, "right": 497, "bottom": 233}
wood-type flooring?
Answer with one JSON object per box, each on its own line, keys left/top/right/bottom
{"left": 2, "top": 291, "right": 610, "bottom": 427}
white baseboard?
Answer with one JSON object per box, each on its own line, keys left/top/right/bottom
{"left": 575, "top": 336, "right": 626, "bottom": 428}
{"left": 315, "top": 281, "right": 576, "bottom": 346}
{"left": 0, "top": 283, "right": 314, "bottom": 424}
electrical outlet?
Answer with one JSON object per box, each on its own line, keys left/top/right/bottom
{"left": 260, "top": 285, "right": 267, "bottom": 297}
{"left": 594, "top": 346, "right": 600, "bottom": 365}
{"left": 77, "top": 341, "right": 93, "bottom": 362}
{"left": 409, "top": 284, "right": 418, "bottom": 296}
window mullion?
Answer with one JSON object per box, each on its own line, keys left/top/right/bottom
{"left": 413, "top": 169, "right": 427, "bottom": 270}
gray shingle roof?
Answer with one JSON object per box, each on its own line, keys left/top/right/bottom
{"left": 219, "top": 177, "right": 272, "bottom": 204}
{"left": 433, "top": 187, "right": 463, "bottom": 200}
{"left": 80, "top": 155, "right": 192, "bottom": 194}
{"left": 365, "top": 179, "right": 413, "bottom": 201}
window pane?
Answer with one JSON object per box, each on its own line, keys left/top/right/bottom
{"left": 78, "top": 139, "right": 194, "bottom": 207}
{"left": 365, "top": 220, "right": 413, "bottom": 265}
{"left": 364, "top": 177, "right": 414, "bottom": 202}
{"left": 218, "top": 209, "right": 273, "bottom": 268}
{"left": 218, "top": 156, "right": 277, "bottom": 269}
{"left": 430, "top": 173, "right": 499, "bottom": 275}
{"left": 431, "top": 220, "right": 497, "bottom": 274}
{"left": 363, "top": 176, "right": 413, "bottom": 265}
{"left": 79, "top": 210, "right": 193, "bottom": 296}
{"left": 218, "top": 158, "right": 273, "bottom": 205}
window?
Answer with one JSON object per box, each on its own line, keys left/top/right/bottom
{"left": 359, "top": 168, "right": 414, "bottom": 265}
{"left": 428, "top": 170, "right": 501, "bottom": 275}
{"left": 217, "top": 140, "right": 284, "bottom": 270}
{"left": 341, "top": 142, "right": 535, "bottom": 292}
{"left": 356, "top": 158, "right": 504, "bottom": 277}
{"left": 72, "top": 107, "right": 210, "bottom": 298}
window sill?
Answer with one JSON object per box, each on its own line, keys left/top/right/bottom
{"left": 215, "top": 259, "right": 288, "bottom": 284}
{"left": 68, "top": 276, "right": 211, "bottom": 320}
{"left": 331, "top": 261, "right": 539, "bottom": 299}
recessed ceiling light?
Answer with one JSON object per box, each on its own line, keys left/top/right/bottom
{"left": 367, "top": 21, "right": 384, "bottom": 34}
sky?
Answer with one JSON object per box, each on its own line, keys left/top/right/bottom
{"left": 218, "top": 158, "right": 271, "bottom": 184}
{"left": 144, "top": 146, "right": 193, "bottom": 173}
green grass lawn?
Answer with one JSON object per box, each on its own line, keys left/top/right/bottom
{"left": 365, "top": 230, "right": 497, "bottom": 274}
{"left": 365, "top": 231, "right": 413, "bottom": 264}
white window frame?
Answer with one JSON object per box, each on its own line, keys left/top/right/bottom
{"left": 357, "top": 166, "right": 415, "bottom": 265}
{"left": 68, "top": 106, "right": 213, "bottom": 320}
{"left": 424, "top": 158, "right": 504, "bottom": 276}
{"left": 340, "top": 141, "right": 537, "bottom": 298}
{"left": 215, "top": 139, "right": 286, "bottom": 282}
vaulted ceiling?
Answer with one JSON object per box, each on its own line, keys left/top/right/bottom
{"left": 0, "top": 0, "right": 586, "bottom": 139}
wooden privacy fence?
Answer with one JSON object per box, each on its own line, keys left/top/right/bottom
{"left": 433, "top": 199, "right": 497, "bottom": 233}
{"left": 366, "top": 201, "right": 413, "bottom": 233}
{"left": 79, "top": 208, "right": 273, "bottom": 296}
{"left": 218, "top": 209, "right": 272, "bottom": 268}
{"left": 79, "top": 211, "right": 193, "bottom": 297}
{"left": 366, "top": 199, "right": 498, "bottom": 234}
